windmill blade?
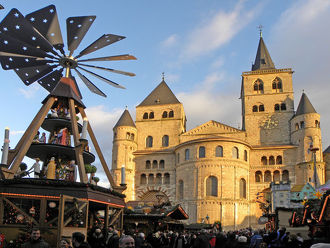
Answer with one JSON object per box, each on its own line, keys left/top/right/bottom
{"left": 78, "top": 63, "right": 135, "bottom": 76}
{"left": 0, "top": 56, "right": 53, "bottom": 70}
{"left": 77, "top": 66, "right": 125, "bottom": 89}
{"left": 0, "top": 8, "right": 58, "bottom": 57}
{"left": 0, "top": 33, "right": 50, "bottom": 58}
{"left": 75, "top": 34, "right": 125, "bottom": 59}
{"left": 66, "top": 16, "right": 96, "bottom": 56}
{"left": 74, "top": 68, "right": 106, "bottom": 97}
{"left": 25, "top": 5, "right": 65, "bottom": 54}
{"left": 15, "top": 64, "right": 57, "bottom": 85}
{"left": 38, "top": 68, "right": 63, "bottom": 92}
{"left": 78, "top": 54, "right": 137, "bottom": 62}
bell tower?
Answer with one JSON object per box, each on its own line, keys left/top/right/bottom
{"left": 241, "top": 34, "right": 295, "bottom": 146}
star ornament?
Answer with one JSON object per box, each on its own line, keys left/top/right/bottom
{"left": 301, "top": 199, "right": 307, "bottom": 206}
{"left": 314, "top": 190, "right": 323, "bottom": 199}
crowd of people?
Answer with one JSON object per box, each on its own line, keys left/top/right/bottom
{"left": 8, "top": 226, "right": 328, "bottom": 248}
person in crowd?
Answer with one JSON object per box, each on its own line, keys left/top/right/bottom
{"left": 33, "top": 131, "right": 40, "bottom": 143}
{"left": 88, "top": 228, "right": 105, "bottom": 248}
{"left": 60, "top": 238, "right": 72, "bottom": 248}
{"left": 107, "top": 228, "right": 120, "bottom": 248}
{"left": 28, "top": 158, "right": 41, "bottom": 178}
{"left": 250, "top": 230, "right": 263, "bottom": 248}
{"left": 215, "top": 232, "right": 227, "bottom": 248}
{"left": 22, "top": 228, "right": 49, "bottom": 248}
{"left": 39, "top": 132, "right": 46, "bottom": 143}
{"left": 237, "top": 236, "right": 249, "bottom": 248}
{"left": 72, "top": 232, "right": 90, "bottom": 248}
{"left": 119, "top": 235, "right": 135, "bottom": 248}
{"left": 192, "top": 229, "right": 210, "bottom": 248}
{"left": 224, "top": 232, "right": 239, "bottom": 248}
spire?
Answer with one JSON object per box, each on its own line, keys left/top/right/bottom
{"left": 114, "top": 109, "right": 136, "bottom": 128}
{"left": 252, "top": 36, "right": 275, "bottom": 71}
{"left": 296, "top": 92, "right": 317, "bottom": 116}
{"left": 138, "top": 78, "right": 180, "bottom": 107}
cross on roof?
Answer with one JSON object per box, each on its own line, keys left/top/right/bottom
{"left": 257, "top": 24, "right": 263, "bottom": 37}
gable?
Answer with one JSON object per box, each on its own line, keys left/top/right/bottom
{"left": 183, "top": 120, "right": 241, "bottom": 136}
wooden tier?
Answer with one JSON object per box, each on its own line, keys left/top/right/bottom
{"left": 41, "top": 117, "right": 82, "bottom": 133}
{"left": 26, "top": 143, "right": 95, "bottom": 164}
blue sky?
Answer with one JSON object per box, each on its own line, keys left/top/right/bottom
{"left": 1, "top": 0, "right": 330, "bottom": 186}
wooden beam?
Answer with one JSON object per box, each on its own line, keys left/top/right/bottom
{"left": 7, "top": 97, "right": 55, "bottom": 178}
{"left": 109, "top": 208, "right": 123, "bottom": 226}
{"left": 69, "top": 99, "right": 87, "bottom": 183}
{"left": 63, "top": 202, "right": 87, "bottom": 226}
{"left": 3, "top": 197, "right": 38, "bottom": 225}
{"left": 7, "top": 98, "right": 57, "bottom": 165}
{"left": 105, "top": 205, "right": 109, "bottom": 229}
{"left": 39, "top": 199, "right": 47, "bottom": 227}
{"left": 78, "top": 107, "right": 116, "bottom": 187}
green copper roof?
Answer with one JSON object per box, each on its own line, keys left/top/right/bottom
{"left": 138, "top": 80, "right": 180, "bottom": 107}
{"left": 252, "top": 37, "right": 275, "bottom": 71}
{"left": 296, "top": 92, "right": 317, "bottom": 116}
{"left": 114, "top": 109, "right": 136, "bottom": 128}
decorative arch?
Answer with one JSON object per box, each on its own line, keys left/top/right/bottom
{"left": 206, "top": 176, "right": 218, "bottom": 197}
{"left": 178, "top": 180, "right": 184, "bottom": 200}
{"left": 152, "top": 160, "right": 158, "bottom": 169}
{"left": 255, "top": 171, "right": 262, "bottom": 182}
{"left": 162, "top": 111, "right": 168, "bottom": 118}
{"left": 215, "top": 146, "right": 223, "bottom": 157}
{"left": 239, "top": 178, "right": 247, "bottom": 199}
{"left": 276, "top": 155, "right": 282, "bottom": 164}
{"left": 146, "top": 136, "right": 153, "bottom": 148}
{"left": 169, "top": 110, "right": 174, "bottom": 118}
{"left": 282, "top": 170, "right": 289, "bottom": 182}
{"left": 159, "top": 160, "right": 165, "bottom": 169}
{"left": 269, "top": 156, "right": 275, "bottom": 165}
{"left": 145, "top": 160, "right": 151, "bottom": 169}
{"left": 148, "top": 174, "right": 154, "bottom": 184}
{"left": 156, "top": 173, "right": 162, "bottom": 184}
{"left": 273, "top": 170, "right": 280, "bottom": 182}
{"left": 149, "top": 112, "right": 154, "bottom": 119}
{"left": 199, "top": 146, "right": 206, "bottom": 158}
{"left": 264, "top": 171, "right": 271, "bottom": 182}
{"left": 272, "top": 77, "right": 283, "bottom": 92}
{"left": 143, "top": 112, "right": 148, "bottom": 119}
{"left": 162, "top": 135, "right": 169, "bottom": 147}
{"left": 138, "top": 189, "right": 169, "bottom": 203}
{"left": 232, "top": 147, "right": 239, "bottom": 159}
{"left": 164, "top": 173, "right": 170, "bottom": 184}
{"left": 140, "top": 174, "right": 147, "bottom": 185}
{"left": 253, "top": 79, "right": 264, "bottom": 93}
{"left": 261, "top": 156, "right": 268, "bottom": 165}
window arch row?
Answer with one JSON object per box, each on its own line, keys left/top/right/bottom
{"left": 140, "top": 173, "right": 170, "bottom": 185}
{"left": 261, "top": 155, "right": 283, "bottom": 165}
{"left": 145, "top": 159, "right": 165, "bottom": 169}
{"left": 162, "top": 110, "right": 174, "bottom": 118}
{"left": 252, "top": 104, "right": 265, "bottom": 112}
{"left": 255, "top": 170, "right": 289, "bottom": 183}
{"left": 143, "top": 111, "right": 154, "bottom": 119}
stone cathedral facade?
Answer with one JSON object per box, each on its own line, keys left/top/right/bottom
{"left": 111, "top": 36, "right": 329, "bottom": 229}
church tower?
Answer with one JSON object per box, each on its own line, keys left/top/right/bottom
{"left": 291, "top": 93, "right": 325, "bottom": 186}
{"left": 112, "top": 109, "right": 137, "bottom": 201}
{"left": 134, "top": 78, "right": 186, "bottom": 203}
{"left": 241, "top": 35, "right": 295, "bottom": 146}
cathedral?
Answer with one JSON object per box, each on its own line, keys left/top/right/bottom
{"left": 111, "top": 35, "right": 329, "bottom": 229}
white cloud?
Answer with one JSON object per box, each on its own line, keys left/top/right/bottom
{"left": 18, "top": 84, "right": 40, "bottom": 99}
{"left": 270, "top": 0, "right": 330, "bottom": 148}
{"left": 180, "top": 0, "right": 262, "bottom": 60}
{"left": 161, "top": 34, "right": 178, "bottom": 48}
{"left": 211, "top": 56, "right": 225, "bottom": 70}
{"left": 177, "top": 72, "right": 241, "bottom": 130}
{"left": 11, "top": 130, "right": 25, "bottom": 135}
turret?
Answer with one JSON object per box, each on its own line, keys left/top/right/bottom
{"left": 112, "top": 109, "right": 137, "bottom": 201}
{"left": 291, "top": 92, "right": 324, "bottom": 185}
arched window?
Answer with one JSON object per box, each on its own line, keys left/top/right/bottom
{"left": 126, "top": 132, "right": 130, "bottom": 139}
{"left": 272, "top": 77, "right": 282, "bottom": 92}
{"left": 253, "top": 83, "right": 259, "bottom": 91}
{"left": 274, "top": 104, "right": 280, "bottom": 111}
{"left": 206, "top": 176, "right": 218, "bottom": 197}
{"left": 261, "top": 156, "right": 268, "bottom": 165}
{"left": 259, "top": 105, "right": 265, "bottom": 112}
{"left": 152, "top": 160, "right": 158, "bottom": 169}
{"left": 259, "top": 82, "right": 264, "bottom": 91}
{"left": 159, "top": 160, "right": 165, "bottom": 169}
{"left": 164, "top": 173, "right": 170, "bottom": 184}
{"left": 281, "top": 103, "right": 286, "bottom": 111}
{"left": 254, "top": 79, "right": 264, "bottom": 93}
{"left": 199, "top": 146, "right": 206, "bottom": 158}
{"left": 145, "top": 160, "right": 151, "bottom": 169}
{"left": 315, "top": 120, "right": 319, "bottom": 128}
{"left": 282, "top": 170, "right": 289, "bottom": 182}
{"left": 130, "top": 133, "right": 135, "bottom": 140}
{"left": 273, "top": 170, "right": 280, "bottom": 182}
{"left": 215, "top": 146, "right": 223, "bottom": 157}
{"left": 295, "top": 123, "right": 299, "bottom": 130}
{"left": 146, "top": 136, "right": 153, "bottom": 147}
{"left": 178, "top": 180, "right": 184, "bottom": 200}
{"left": 148, "top": 174, "right": 154, "bottom": 184}
{"left": 252, "top": 105, "right": 258, "bottom": 112}
{"left": 185, "top": 149, "right": 190, "bottom": 161}
{"left": 239, "top": 178, "right": 247, "bottom": 199}
{"left": 149, "top": 112, "right": 154, "bottom": 119}
{"left": 255, "top": 171, "right": 262, "bottom": 182}
{"left": 232, "top": 147, "right": 239, "bottom": 159}
{"left": 244, "top": 150, "right": 248, "bottom": 161}
{"left": 140, "top": 174, "right": 147, "bottom": 185}
{"left": 300, "top": 121, "right": 305, "bottom": 128}
{"left": 162, "top": 135, "right": 169, "bottom": 147}
{"left": 277, "top": 81, "right": 282, "bottom": 89}
{"left": 264, "top": 171, "right": 271, "bottom": 182}
{"left": 162, "top": 111, "right": 168, "bottom": 118}
{"left": 269, "top": 156, "right": 275, "bottom": 165}
{"left": 156, "top": 173, "right": 162, "bottom": 184}
{"left": 276, "top": 156, "right": 282, "bottom": 164}
{"left": 272, "top": 81, "right": 277, "bottom": 89}
{"left": 169, "top": 110, "right": 174, "bottom": 118}
{"left": 143, "top": 113, "right": 148, "bottom": 119}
